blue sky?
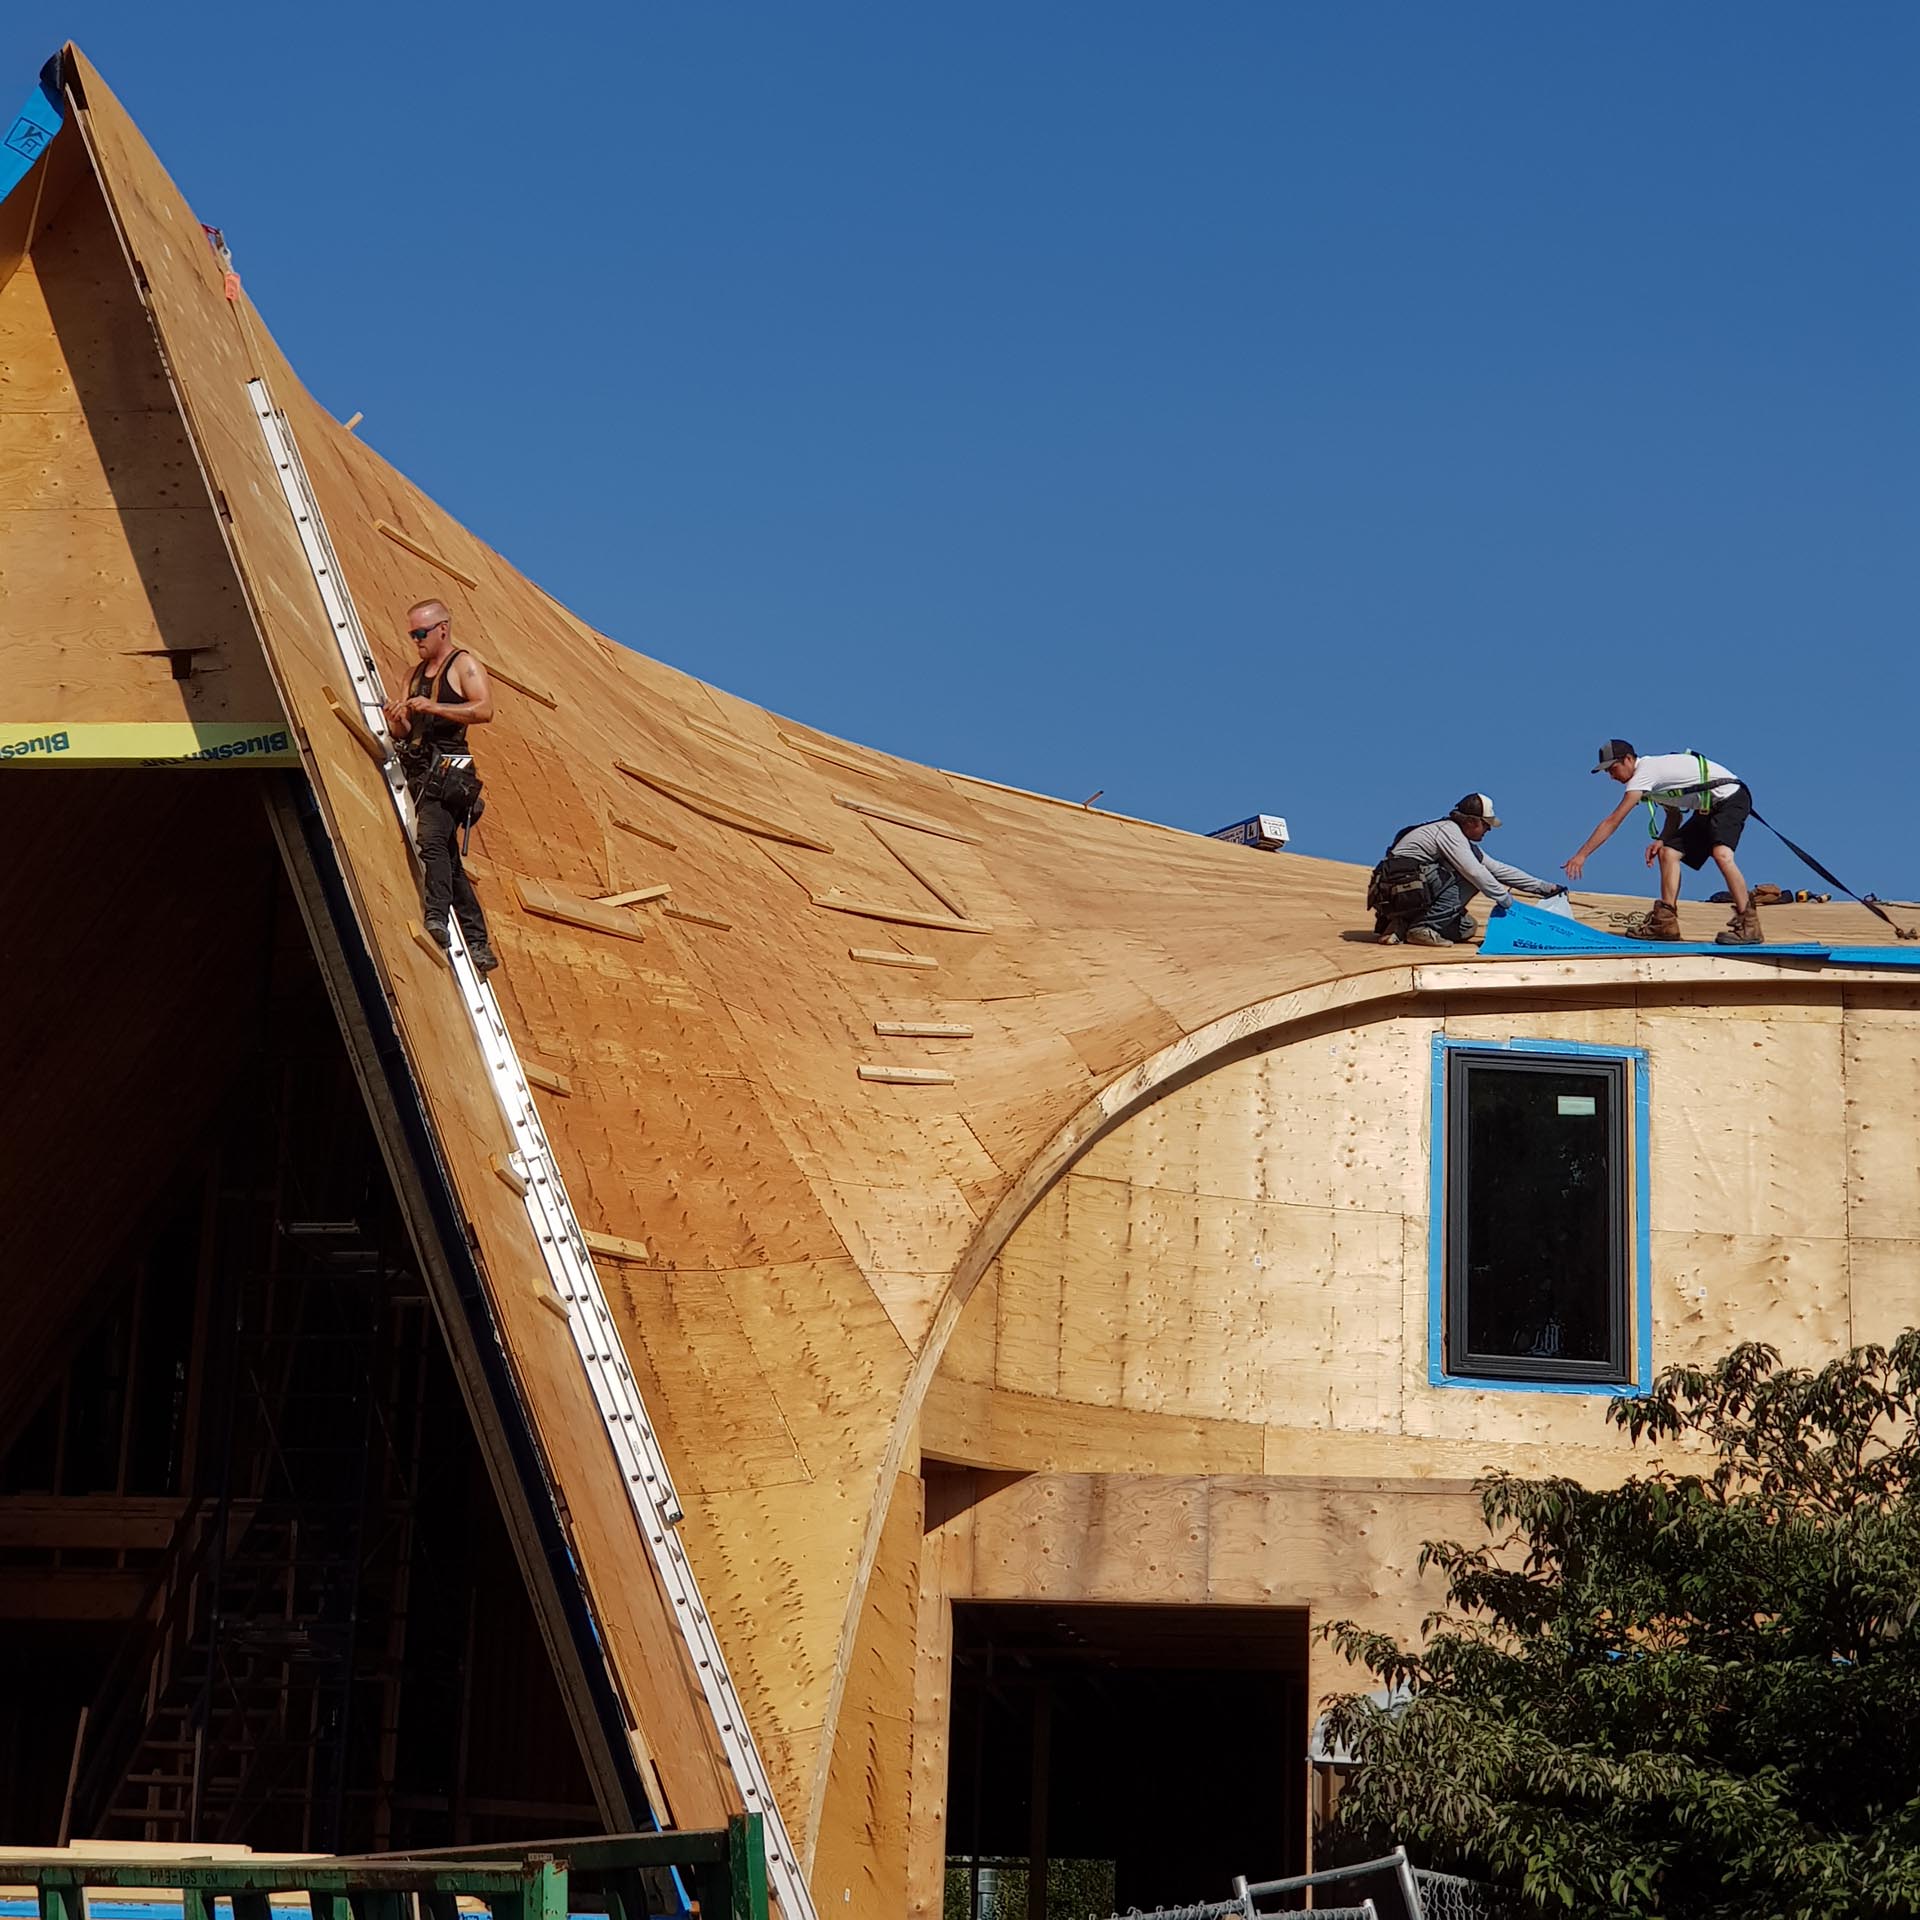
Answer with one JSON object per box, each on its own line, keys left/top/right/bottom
{"left": 11, "top": 6, "right": 1916, "bottom": 895}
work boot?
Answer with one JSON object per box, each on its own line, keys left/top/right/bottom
{"left": 425, "top": 915, "right": 452, "bottom": 950}
{"left": 1715, "top": 904, "right": 1764, "bottom": 947}
{"left": 1624, "top": 901, "right": 1682, "bottom": 942}
{"left": 1405, "top": 926, "right": 1450, "bottom": 947}
{"left": 470, "top": 941, "right": 501, "bottom": 975}
{"left": 1451, "top": 916, "right": 1480, "bottom": 945}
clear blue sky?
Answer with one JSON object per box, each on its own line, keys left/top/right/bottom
{"left": 12, "top": 5, "right": 1917, "bottom": 894}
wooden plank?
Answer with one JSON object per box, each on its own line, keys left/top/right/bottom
{"left": 609, "top": 812, "right": 678, "bottom": 852}
{"left": 859, "top": 1066, "right": 957, "bottom": 1087}
{"left": 524, "top": 1062, "right": 573, "bottom": 1096}
{"left": 583, "top": 1230, "right": 651, "bottom": 1263}
{"left": 374, "top": 516, "right": 480, "bottom": 588}
{"left": 409, "top": 921, "right": 449, "bottom": 966}
{"left": 685, "top": 714, "right": 753, "bottom": 750}
{"left": 514, "top": 874, "right": 648, "bottom": 944}
{"left": 850, "top": 947, "right": 939, "bottom": 970}
{"left": 874, "top": 1022, "right": 974, "bottom": 1039}
{"left": 866, "top": 820, "right": 971, "bottom": 919}
{"left": 595, "top": 884, "right": 671, "bottom": 908}
{"left": 485, "top": 659, "right": 559, "bottom": 709}
{"left": 492, "top": 1153, "right": 529, "bottom": 1197}
{"left": 324, "top": 685, "right": 391, "bottom": 766}
{"left": 778, "top": 730, "right": 894, "bottom": 780}
{"left": 615, "top": 758, "right": 834, "bottom": 852}
{"left": 662, "top": 903, "right": 734, "bottom": 931}
{"left": 812, "top": 891, "right": 991, "bottom": 935}
{"left": 835, "top": 795, "right": 979, "bottom": 844}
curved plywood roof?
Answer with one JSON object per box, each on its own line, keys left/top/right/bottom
{"left": 20, "top": 42, "right": 1912, "bottom": 1880}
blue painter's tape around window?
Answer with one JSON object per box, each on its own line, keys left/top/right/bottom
{"left": 1427, "top": 1034, "right": 1652, "bottom": 1398}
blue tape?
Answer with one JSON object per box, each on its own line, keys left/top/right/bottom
{"left": 1480, "top": 899, "right": 1920, "bottom": 968}
{"left": 0, "top": 60, "right": 63, "bottom": 207}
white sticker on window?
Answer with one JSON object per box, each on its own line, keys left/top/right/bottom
{"left": 1558, "top": 1094, "right": 1597, "bottom": 1116}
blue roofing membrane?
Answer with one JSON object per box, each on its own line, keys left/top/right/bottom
{"left": 1480, "top": 899, "right": 1920, "bottom": 968}
{"left": 0, "top": 60, "right": 62, "bottom": 206}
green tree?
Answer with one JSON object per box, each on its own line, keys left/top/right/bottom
{"left": 1321, "top": 1337, "right": 1920, "bottom": 1919}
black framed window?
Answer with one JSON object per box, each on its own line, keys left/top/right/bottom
{"left": 1444, "top": 1051, "right": 1632, "bottom": 1385}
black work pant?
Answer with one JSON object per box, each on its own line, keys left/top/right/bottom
{"left": 415, "top": 794, "right": 490, "bottom": 948}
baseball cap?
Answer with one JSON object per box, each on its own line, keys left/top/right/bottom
{"left": 1450, "top": 792, "right": 1501, "bottom": 829}
{"left": 1592, "top": 739, "right": 1636, "bottom": 772}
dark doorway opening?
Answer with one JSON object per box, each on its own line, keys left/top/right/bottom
{"left": 0, "top": 772, "right": 600, "bottom": 1851}
{"left": 946, "top": 1602, "right": 1309, "bottom": 1919}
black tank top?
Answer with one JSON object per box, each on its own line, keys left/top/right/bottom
{"left": 404, "top": 649, "right": 471, "bottom": 761}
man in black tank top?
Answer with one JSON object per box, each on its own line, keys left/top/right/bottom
{"left": 383, "top": 599, "right": 499, "bottom": 972}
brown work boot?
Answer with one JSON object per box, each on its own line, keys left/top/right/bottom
{"left": 1715, "top": 903, "right": 1764, "bottom": 946}
{"left": 1624, "top": 901, "right": 1683, "bottom": 942}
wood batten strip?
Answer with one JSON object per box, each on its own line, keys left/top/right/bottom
{"left": 485, "top": 659, "right": 559, "bottom": 709}
{"left": 662, "top": 903, "right": 734, "bottom": 931}
{"left": 867, "top": 819, "right": 970, "bottom": 918}
{"left": 583, "top": 1230, "right": 651, "bottom": 1263}
{"left": 615, "top": 758, "right": 833, "bottom": 852}
{"left": 609, "top": 812, "right": 678, "bottom": 852}
{"left": 374, "top": 517, "right": 480, "bottom": 589}
{"left": 596, "top": 884, "right": 671, "bottom": 908}
{"left": 408, "top": 921, "right": 449, "bottom": 966}
{"left": 779, "top": 730, "right": 894, "bottom": 780}
{"left": 811, "top": 890, "right": 991, "bottom": 935}
{"left": 684, "top": 714, "right": 754, "bottom": 751}
{"left": 491, "top": 1153, "right": 530, "bottom": 1196}
{"left": 524, "top": 1062, "right": 572, "bottom": 1096}
{"left": 874, "top": 1021, "right": 974, "bottom": 1039}
{"left": 858, "top": 1065, "right": 956, "bottom": 1087}
{"left": 514, "top": 875, "right": 648, "bottom": 944}
{"left": 834, "top": 794, "right": 978, "bottom": 843}
{"left": 536, "top": 1292, "right": 573, "bottom": 1322}
{"left": 324, "top": 685, "right": 391, "bottom": 765}
{"left": 850, "top": 947, "right": 939, "bottom": 969}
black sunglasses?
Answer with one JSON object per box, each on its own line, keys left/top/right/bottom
{"left": 408, "top": 623, "right": 444, "bottom": 641}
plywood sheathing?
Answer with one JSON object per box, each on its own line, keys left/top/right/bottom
{"left": 43, "top": 40, "right": 1920, "bottom": 1885}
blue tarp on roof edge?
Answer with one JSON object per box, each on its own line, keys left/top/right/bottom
{"left": 1480, "top": 898, "right": 1920, "bottom": 969}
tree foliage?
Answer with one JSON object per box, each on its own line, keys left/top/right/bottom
{"left": 1321, "top": 1337, "right": 1920, "bottom": 1918}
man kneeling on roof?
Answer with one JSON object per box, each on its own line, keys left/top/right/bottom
{"left": 1563, "top": 740, "right": 1760, "bottom": 945}
{"left": 1369, "top": 793, "right": 1564, "bottom": 946}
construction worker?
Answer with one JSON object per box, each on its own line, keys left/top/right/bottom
{"left": 383, "top": 600, "right": 499, "bottom": 973}
{"left": 1369, "top": 793, "right": 1564, "bottom": 946}
{"left": 1563, "top": 740, "right": 1760, "bottom": 945}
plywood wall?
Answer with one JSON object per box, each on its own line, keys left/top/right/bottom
{"left": 932, "top": 984, "right": 1920, "bottom": 1472}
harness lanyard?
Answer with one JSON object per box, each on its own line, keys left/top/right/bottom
{"left": 1646, "top": 751, "right": 1714, "bottom": 837}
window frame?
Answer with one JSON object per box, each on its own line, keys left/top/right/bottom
{"left": 1427, "top": 1036, "right": 1651, "bottom": 1397}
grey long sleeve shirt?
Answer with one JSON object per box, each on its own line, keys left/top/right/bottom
{"left": 1387, "top": 819, "right": 1555, "bottom": 908}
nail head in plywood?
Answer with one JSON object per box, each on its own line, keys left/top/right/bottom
{"left": 595, "top": 884, "right": 672, "bottom": 907}
{"left": 662, "top": 903, "right": 734, "bottom": 931}
{"left": 491, "top": 1153, "right": 530, "bottom": 1196}
{"left": 779, "top": 730, "right": 895, "bottom": 780}
{"left": 408, "top": 921, "right": 450, "bottom": 966}
{"left": 583, "top": 1230, "right": 652, "bottom": 1263}
{"left": 323, "top": 685, "right": 392, "bottom": 766}
{"left": 858, "top": 1065, "right": 957, "bottom": 1087}
{"left": 834, "top": 794, "right": 979, "bottom": 844}
{"left": 373, "top": 517, "right": 480, "bottom": 589}
{"left": 811, "top": 890, "right": 991, "bottom": 935}
{"left": 485, "top": 659, "right": 559, "bottom": 709}
{"left": 874, "top": 1021, "right": 975, "bottom": 1039}
{"left": 615, "top": 758, "right": 834, "bottom": 852}
{"left": 609, "top": 812, "right": 679, "bottom": 852}
{"left": 524, "top": 1062, "right": 573, "bottom": 1096}
{"left": 850, "top": 948, "right": 939, "bottom": 969}
{"left": 514, "top": 874, "right": 649, "bottom": 944}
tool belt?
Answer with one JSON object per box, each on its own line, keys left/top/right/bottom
{"left": 1366, "top": 853, "right": 1436, "bottom": 920}
{"left": 407, "top": 747, "right": 485, "bottom": 824}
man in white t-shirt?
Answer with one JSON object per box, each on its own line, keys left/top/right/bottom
{"left": 1563, "top": 738, "right": 1760, "bottom": 944}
